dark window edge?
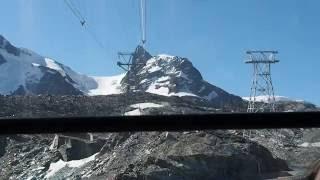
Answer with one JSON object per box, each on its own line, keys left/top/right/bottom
{"left": 0, "top": 112, "right": 319, "bottom": 134}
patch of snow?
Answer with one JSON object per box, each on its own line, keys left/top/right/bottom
{"left": 88, "top": 74, "right": 125, "bottom": 96}
{"left": 157, "top": 76, "right": 170, "bottom": 82}
{"left": 172, "top": 92, "right": 198, "bottom": 97}
{"left": 32, "top": 166, "right": 45, "bottom": 171}
{"left": 157, "top": 54, "right": 175, "bottom": 59}
{"left": 145, "top": 149, "right": 151, "bottom": 155}
{"left": 31, "top": 63, "right": 40, "bottom": 67}
{"left": 130, "top": 102, "right": 164, "bottom": 109}
{"left": 139, "top": 54, "right": 177, "bottom": 75}
{"left": 45, "top": 153, "right": 98, "bottom": 178}
{"left": 140, "top": 79, "right": 148, "bottom": 84}
{"left": 125, "top": 109, "right": 142, "bottom": 116}
{"left": 67, "top": 154, "right": 97, "bottom": 168}
{"left": 45, "top": 58, "right": 66, "bottom": 77}
{"left": 299, "top": 142, "right": 320, "bottom": 147}
{"left": 146, "top": 79, "right": 198, "bottom": 98}
{"left": 146, "top": 84, "right": 170, "bottom": 96}
{"left": 148, "top": 65, "right": 162, "bottom": 73}
{"left": 50, "top": 134, "right": 59, "bottom": 150}
{"left": 45, "top": 159, "right": 66, "bottom": 178}
{"left": 165, "top": 132, "right": 169, "bottom": 138}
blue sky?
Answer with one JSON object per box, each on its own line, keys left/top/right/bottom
{"left": 1, "top": 0, "right": 320, "bottom": 105}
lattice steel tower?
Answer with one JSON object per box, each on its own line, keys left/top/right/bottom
{"left": 245, "top": 51, "right": 279, "bottom": 112}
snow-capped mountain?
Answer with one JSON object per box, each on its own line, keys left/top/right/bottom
{"left": 0, "top": 35, "right": 242, "bottom": 105}
{"left": 0, "top": 35, "right": 96, "bottom": 95}
{"left": 119, "top": 46, "right": 243, "bottom": 106}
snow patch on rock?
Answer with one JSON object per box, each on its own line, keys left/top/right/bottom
{"left": 125, "top": 109, "right": 142, "bottom": 116}
{"left": 299, "top": 142, "right": 320, "bottom": 147}
{"left": 130, "top": 102, "right": 164, "bottom": 109}
{"left": 45, "top": 153, "right": 98, "bottom": 178}
{"left": 45, "top": 58, "right": 66, "bottom": 77}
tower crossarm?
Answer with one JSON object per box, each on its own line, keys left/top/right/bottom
{"left": 245, "top": 60, "right": 280, "bottom": 64}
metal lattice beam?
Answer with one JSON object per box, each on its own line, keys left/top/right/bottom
{"left": 245, "top": 50, "right": 279, "bottom": 113}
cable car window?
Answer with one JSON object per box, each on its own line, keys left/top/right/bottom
{"left": 0, "top": 0, "right": 319, "bottom": 179}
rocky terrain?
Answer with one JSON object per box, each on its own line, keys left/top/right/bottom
{"left": 0, "top": 94, "right": 319, "bottom": 180}
{"left": 0, "top": 131, "right": 291, "bottom": 180}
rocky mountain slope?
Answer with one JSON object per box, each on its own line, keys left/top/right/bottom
{"left": 0, "top": 94, "right": 288, "bottom": 180}
{"left": 0, "top": 94, "right": 319, "bottom": 179}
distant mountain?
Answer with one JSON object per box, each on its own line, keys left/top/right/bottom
{"left": 0, "top": 35, "right": 95, "bottom": 95}
{"left": 242, "top": 95, "right": 318, "bottom": 112}
{"left": 0, "top": 35, "right": 242, "bottom": 107}
{"left": 242, "top": 95, "right": 307, "bottom": 103}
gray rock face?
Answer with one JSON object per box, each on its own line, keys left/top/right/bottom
{"left": 26, "top": 68, "right": 83, "bottom": 95}
{"left": 92, "top": 131, "right": 289, "bottom": 180}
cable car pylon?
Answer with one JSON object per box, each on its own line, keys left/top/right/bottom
{"left": 117, "top": 0, "right": 148, "bottom": 93}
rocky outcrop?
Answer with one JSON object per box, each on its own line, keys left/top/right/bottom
{"left": 92, "top": 131, "right": 289, "bottom": 180}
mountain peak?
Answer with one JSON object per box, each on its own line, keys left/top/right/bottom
{"left": 0, "top": 35, "right": 20, "bottom": 56}
{"left": 120, "top": 50, "right": 243, "bottom": 106}
{"left": 132, "top": 45, "right": 152, "bottom": 65}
